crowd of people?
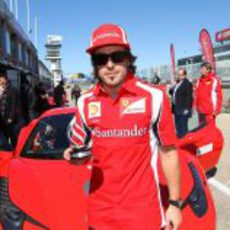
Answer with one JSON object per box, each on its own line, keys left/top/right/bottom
{"left": 0, "top": 69, "right": 83, "bottom": 148}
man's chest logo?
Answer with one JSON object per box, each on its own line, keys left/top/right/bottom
{"left": 206, "top": 80, "right": 211, "bottom": 85}
{"left": 88, "top": 102, "right": 101, "bottom": 118}
{"left": 120, "top": 97, "right": 146, "bottom": 114}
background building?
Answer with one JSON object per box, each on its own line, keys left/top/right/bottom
{"left": 178, "top": 42, "right": 230, "bottom": 86}
{"left": 0, "top": 0, "right": 39, "bottom": 88}
{"left": 45, "top": 35, "right": 63, "bottom": 86}
{"left": 38, "top": 60, "right": 52, "bottom": 89}
{"left": 138, "top": 28, "right": 230, "bottom": 87}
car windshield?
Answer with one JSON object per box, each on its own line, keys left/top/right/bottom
{"left": 22, "top": 113, "right": 74, "bottom": 159}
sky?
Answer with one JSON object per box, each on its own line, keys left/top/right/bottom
{"left": 12, "top": 0, "right": 230, "bottom": 76}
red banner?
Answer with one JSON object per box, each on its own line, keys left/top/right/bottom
{"left": 215, "top": 28, "right": 230, "bottom": 42}
{"left": 199, "top": 29, "right": 216, "bottom": 73}
{"left": 170, "top": 43, "right": 176, "bottom": 84}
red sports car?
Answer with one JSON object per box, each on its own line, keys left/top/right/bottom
{"left": 0, "top": 108, "right": 221, "bottom": 229}
{"left": 176, "top": 121, "right": 224, "bottom": 178}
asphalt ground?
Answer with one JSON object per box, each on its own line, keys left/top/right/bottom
{"left": 189, "top": 113, "right": 230, "bottom": 229}
{"left": 211, "top": 114, "right": 230, "bottom": 229}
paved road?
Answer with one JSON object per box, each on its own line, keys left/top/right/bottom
{"left": 211, "top": 114, "right": 230, "bottom": 229}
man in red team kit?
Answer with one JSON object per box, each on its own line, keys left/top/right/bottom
{"left": 64, "top": 24, "right": 182, "bottom": 230}
{"left": 195, "top": 61, "right": 223, "bottom": 124}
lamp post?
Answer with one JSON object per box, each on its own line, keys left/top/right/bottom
{"left": 14, "top": 0, "right": 18, "bottom": 19}
{"left": 26, "top": 0, "right": 31, "bottom": 35}
{"left": 34, "top": 17, "right": 38, "bottom": 48}
{"left": 8, "top": 0, "right": 13, "bottom": 12}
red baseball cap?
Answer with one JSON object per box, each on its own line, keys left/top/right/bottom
{"left": 86, "top": 24, "right": 131, "bottom": 54}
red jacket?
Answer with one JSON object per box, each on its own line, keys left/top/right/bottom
{"left": 70, "top": 74, "right": 177, "bottom": 229}
{"left": 195, "top": 73, "right": 223, "bottom": 115}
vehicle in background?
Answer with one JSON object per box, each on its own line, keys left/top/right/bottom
{"left": 177, "top": 122, "right": 224, "bottom": 178}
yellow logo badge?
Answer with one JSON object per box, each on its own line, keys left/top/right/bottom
{"left": 88, "top": 102, "right": 101, "bottom": 118}
{"left": 120, "top": 99, "right": 130, "bottom": 108}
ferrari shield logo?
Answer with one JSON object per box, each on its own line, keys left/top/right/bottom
{"left": 120, "top": 98, "right": 130, "bottom": 108}
{"left": 120, "top": 97, "right": 146, "bottom": 114}
{"left": 88, "top": 102, "right": 101, "bottom": 118}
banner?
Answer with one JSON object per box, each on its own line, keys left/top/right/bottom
{"left": 199, "top": 29, "right": 216, "bottom": 73}
{"left": 170, "top": 43, "right": 176, "bottom": 84}
{"left": 216, "top": 28, "right": 230, "bottom": 42}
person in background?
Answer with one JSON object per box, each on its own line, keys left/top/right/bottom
{"left": 169, "top": 68, "right": 193, "bottom": 137}
{"left": 0, "top": 70, "right": 18, "bottom": 147}
{"left": 34, "top": 81, "right": 50, "bottom": 116}
{"left": 151, "top": 73, "right": 167, "bottom": 91}
{"left": 151, "top": 74, "right": 161, "bottom": 85}
{"left": 71, "top": 84, "right": 81, "bottom": 105}
{"left": 64, "top": 23, "right": 182, "bottom": 230}
{"left": 21, "top": 76, "right": 37, "bottom": 123}
{"left": 195, "top": 61, "right": 223, "bottom": 124}
{"left": 54, "top": 80, "right": 66, "bottom": 107}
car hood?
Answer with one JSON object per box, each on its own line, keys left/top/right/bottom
{"left": 8, "top": 158, "right": 91, "bottom": 230}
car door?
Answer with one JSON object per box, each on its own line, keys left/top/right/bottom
{"left": 176, "top": 122, "right": 224, "bottom": 174}
{"left": 158, "top": 150, "right": 216, "bottom": 230}
{"left": 1, "top": 113, "right": 91, "bottom": 230}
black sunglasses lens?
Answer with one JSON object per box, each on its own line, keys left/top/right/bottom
{"left": 111, "top": 51, "right": 129, "bottom": 63}
{"left": 92, "top": 54, "right": 109, "bottom": 66}
{"left": 92, "top": 51, "right": 129, "bottom": 66}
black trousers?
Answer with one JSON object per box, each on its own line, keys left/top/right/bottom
{"left": 174, "top": 113, "right": 190, "bottom": 138}
{"left": 0, "top": 122, "right": 17, "bottom": 148}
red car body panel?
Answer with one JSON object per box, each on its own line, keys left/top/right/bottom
{"left": 176, "top": 122, "right": 224, "bottom": 172}
{"left": 23, "top": 222, "right": 44, "bottom": 230}
{"left": 158, "top": 150, "right": 216, "bottom": 230}
{"left": 0, "top": 151, "right": 13, "bottom": 176}
{"left": 8, "top": 159, "right": 90, "bottom": 229}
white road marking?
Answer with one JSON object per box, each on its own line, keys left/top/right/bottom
{"left": 209, "top": 178, "right": 230, "bottom": 197}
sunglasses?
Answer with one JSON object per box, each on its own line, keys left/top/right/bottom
{"left": 91, "top": 51, "right": 130, "bottom": 66}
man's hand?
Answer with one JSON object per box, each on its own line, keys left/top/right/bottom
{"left": 164, "top": 205, "right": 182, "bottom": 230}
{"left": 63, "top": 147, "right": 72, "bottom": 161}
{"left": 63, "top": 147, "right": 92, "bottom": 165}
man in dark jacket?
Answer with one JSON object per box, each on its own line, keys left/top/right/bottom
{"left": 54, "top": 80, "right": 66, "bottom": 107}
{"left": 169, "top": 68, "right": 193, "bottom": 137}
{"left": 0, "top": 70, "right": 18, "bottom": 147}
{"left": 34, "top": 81, "right": 50, "bottom": 116}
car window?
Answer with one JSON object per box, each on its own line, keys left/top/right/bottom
{"left": 22, "top": 113, "right": 74, "bottom": 159}
{"left": 186, "top": 113, "right": 207, "bottom": 135}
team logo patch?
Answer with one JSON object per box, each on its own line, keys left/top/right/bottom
{"left": 120, "top": 97, "right": 146, "bottom": 114}
{"left": 88, "top": 102, "right": 101, "bottom": 118}
{"left": 120, "top": 98, "right": 130, "bottom": 108}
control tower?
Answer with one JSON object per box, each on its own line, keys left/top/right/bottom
{"left": 45, "top": 35, "right": 63, "bottom": 86}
